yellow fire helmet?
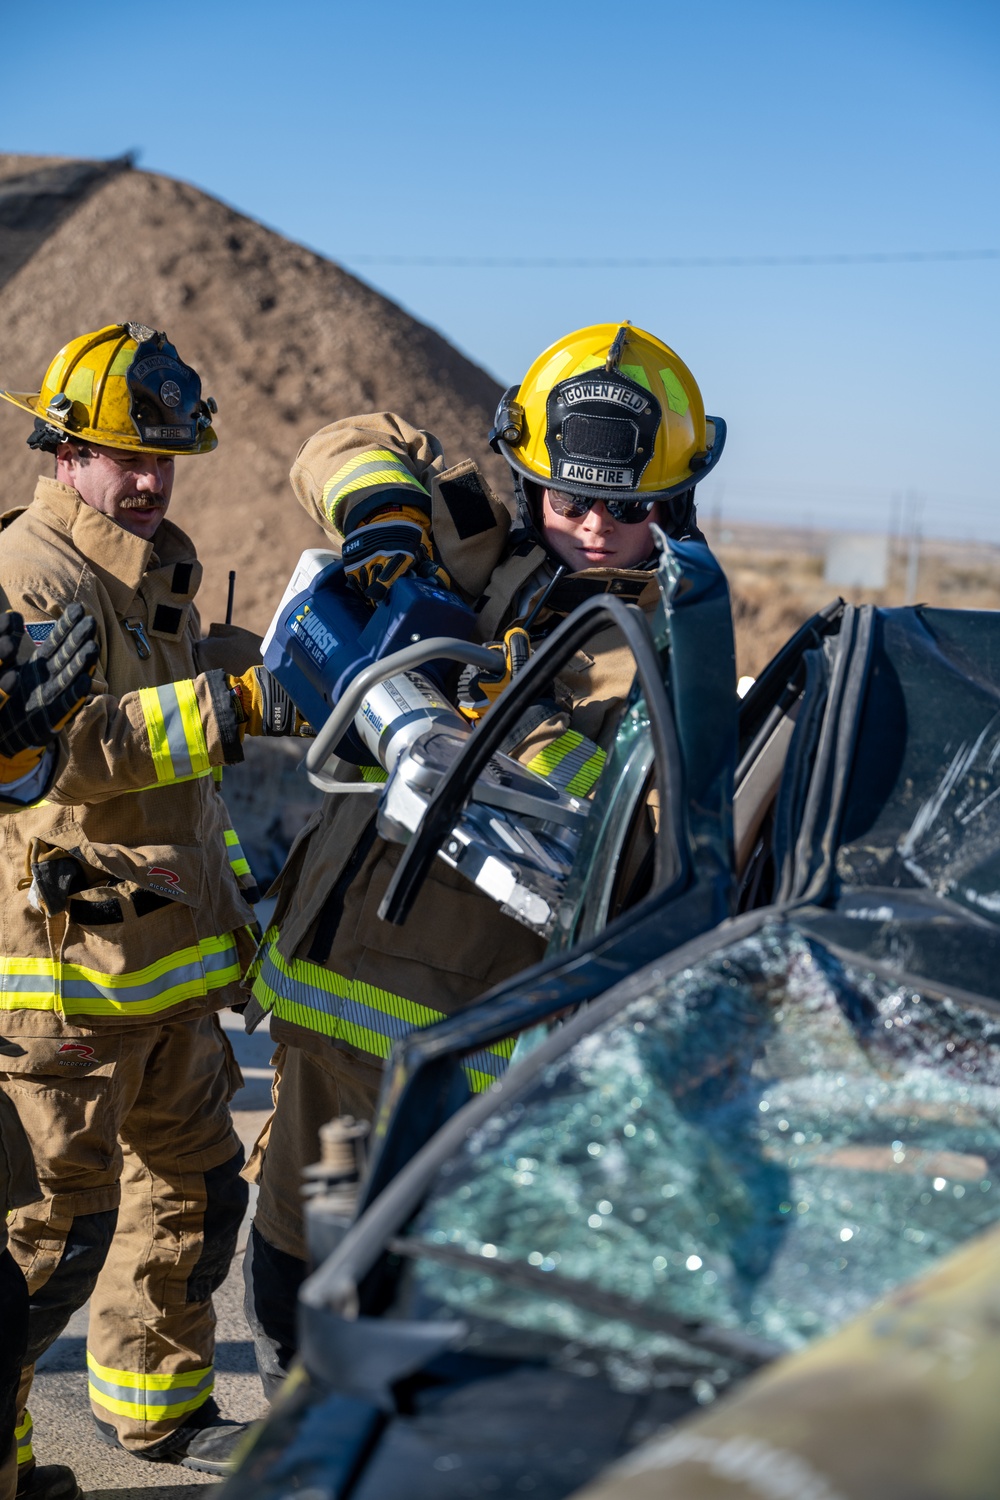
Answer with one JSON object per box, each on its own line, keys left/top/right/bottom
{"left": 489, "top": 322, "right": 725, "bottom": 506}
{"left": 1, "top": 322, "right": 218, "bottom": 456}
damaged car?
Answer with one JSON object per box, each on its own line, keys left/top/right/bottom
{"left": 224, "top": 539, "right": 1000, "bottom": 1500}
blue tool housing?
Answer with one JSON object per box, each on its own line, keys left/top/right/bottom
{"left": 263, "top": 562, "right": 479, "bottom": 763}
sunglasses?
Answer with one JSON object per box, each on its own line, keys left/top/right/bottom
{"left": 547, "top": 489, "right": 653, "bottom": 526}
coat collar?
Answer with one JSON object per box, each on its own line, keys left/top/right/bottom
{"left": 30, "top": 477, "right": 198, "bottom": 615}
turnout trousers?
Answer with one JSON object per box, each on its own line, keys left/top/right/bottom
{"left": 243, "top": 1044, "right": 382, "bottom": 1398}
{"left": 0, "top": 1248, "right": 28, "bottom": 1500}
{"left": 0, "top": 1011, "right": 248, "bottom": 1459}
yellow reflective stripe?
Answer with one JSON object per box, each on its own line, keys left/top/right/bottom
{"left": 527, "top": 730, "right": 581, "bottom": 779}
{"left": 360, "top": 765, "right": 388, "bottom": 783}
{"left": 320, "top": 448, "right": 429, "bottom": 530}
{"left": 138, "top": 679, "right": 210, "bottom": 785}
{"left": 15, "top": 1411, "right": 32, "bottom": 1465}
{"left": 175, "top": 679, "right": 211, "bottom": 776}
{"left": 224, "top": 828, "right": 251, "bottom": 877}
{"left": 213, "top": 765, "right": 224, "bottom": 783}
{"left": 565, "top": 749, "right": 606, "bottom": 796}
{"left": 334, "top": 467, "right": 427, "bottom": 503}
{"left": 527, "top": 730, "right": 606, "bottom": 796}
{"left": 87, "top": 1351, "right": 214, "bottom": 1391}
{"left": 0, "top": 935, "right": 241, "bottom": 1017}
{"left": 252, "top": 930, "right": 512, "bottom": 1091}
{"left": 258, "top": 938, "right": 441, "bottom": 1029}
{"left": 88, "top": 1387, "right": 212, "bottom": 1422}
{"left": 139, "top": 684, "right": 173, "bottom": 781}
{"left": 87, "top": 1351, "right": 214, "bottom": 1421}
{"left": 464, "top": 1034, "right": 516, "bottom": 1094}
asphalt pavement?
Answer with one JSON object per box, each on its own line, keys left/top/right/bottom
{"left": 28, "top": 1008, "right": 277, "bottom": 1498}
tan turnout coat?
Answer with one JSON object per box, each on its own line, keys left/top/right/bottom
{"left": 0, "top": 477, "right": 261, "bottom": 1041}
{"left": 249, "top": 415, "right": 660, "bottom": 1084}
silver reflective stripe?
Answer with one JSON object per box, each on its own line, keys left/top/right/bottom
{"left": 340, "top": 993, "right": 415, "bottom": 1045}
{"left": 331, "top": 456, "right": 404, "bottom": 494}
{"left": 1, "top": 942, "right": 237, "bottom": 1007}
{"left": 157, "top": 682, "right": 195, "bottom": 779}
{"left": 465, "top": 1043, "right": 512, "bottom": 1082}
{"left": 87, "top": 1367, "right": 215, "bottom": 1408}
{"left": 545, "top": 738, "right": 600, "bottom": 789}
{"left": 327, "top": 456, "right": 426, "bottom": 505}
{"left": 254, "top": 948, "right": 510, "bottom": 1082}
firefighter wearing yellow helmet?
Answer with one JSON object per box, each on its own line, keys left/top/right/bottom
{"left": 493, "top": 322, "right": 723, "bottom": 502}
{"left": 0, "top": 323, "right": 300, "bottom": 1490}
{"left": 2, "top": 321, "right": 218, "bottom": 456}
{"left": 239, "top": 323, "right": 727, "bottom": 1401}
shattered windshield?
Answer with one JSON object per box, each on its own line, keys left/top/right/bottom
{"left": 837, "top": 609, "right": 1000, "bottom": 921}
{"left": 396, "top": 922, "right": 1000, "bottom": 1394}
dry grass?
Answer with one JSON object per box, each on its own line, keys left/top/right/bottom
{"left": 705, "top": 523, "right": 1000, "bottom": 680}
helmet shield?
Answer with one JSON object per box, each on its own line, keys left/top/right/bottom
{"left": 544, "top": 367, "right": 660, "bottom": 496}
{"left": 127, "top": 332, "right": 210, "bottom": 450}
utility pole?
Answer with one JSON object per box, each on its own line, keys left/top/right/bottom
{"left": 888, "top": 491, "right": 901, "bottom": 593}
{"left": 904, "top": 490, "right": 923, "bottom": 605}
{"left": 711, "top": 482, "right": 725, "bottom": 532}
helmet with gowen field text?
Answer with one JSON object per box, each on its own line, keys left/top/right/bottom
{"left": 489, "top": 322, "right": 724, "bottom": 507}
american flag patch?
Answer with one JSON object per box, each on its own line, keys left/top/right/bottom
{"left": 26, "top": 622, "right": 55, "bottom": 642}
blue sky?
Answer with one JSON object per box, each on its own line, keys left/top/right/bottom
{"left": 2, "top": 0, "right": 998, "bottom": 539}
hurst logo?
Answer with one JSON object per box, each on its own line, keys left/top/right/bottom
{"left": 290, "top": 604, "right": 336, "bottom": 669}
{"left": 558, "top": 462, "right": 634, "bottom": 487}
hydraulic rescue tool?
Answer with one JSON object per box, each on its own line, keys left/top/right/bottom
{"left": 262, "top": 554, "right": 591, "bottom": 937}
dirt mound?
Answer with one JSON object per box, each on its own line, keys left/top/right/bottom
{"left": 0, "top": 155, "right": 133, "bottom": 290}
{"left": 0, "top": 154, "right": 506, "bottom": 632}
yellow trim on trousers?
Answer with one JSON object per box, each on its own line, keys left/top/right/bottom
{"left": 14, "top": 1412, "right": 32, "bottom": 1467}
{"left": 86, "top": 1351, "right": 214, "bottom": 1423}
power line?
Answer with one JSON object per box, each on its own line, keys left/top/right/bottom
{"left": 345, "top": 248, "right": 1000, "bottom": 270}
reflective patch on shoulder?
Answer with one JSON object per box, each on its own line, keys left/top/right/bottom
{"left": 26, "top": 622, "right": 55, "bottom": 642}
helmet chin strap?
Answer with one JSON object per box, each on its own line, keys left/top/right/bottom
{"left": 511, "top": 472, "right": 541, "bottom": 536}
{"left": 670, "top": 488, "right": 705, "bottom": 542}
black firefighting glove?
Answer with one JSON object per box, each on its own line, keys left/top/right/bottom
{"left": 0, "top": 604, "right": 99, "bottom": 781}
{"left": 228, "top": 666, "right": 313, "bottom": 737}
{"left": 341, "top": 502, "right": 450, "bottom": 604}
{"left": 457, "top": 626, "right": 531, "bottom": 723}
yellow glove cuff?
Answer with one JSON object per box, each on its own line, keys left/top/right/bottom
{"left": 0, "top": 745, "right": 46, "bottom": 784}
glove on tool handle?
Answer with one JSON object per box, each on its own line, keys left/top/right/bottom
{"left": 457, "top": 626, "right": 532, "bottom": 723}
{"left": 230, "top": 665, "right": 313, "bottom": 737}
{"left": 0, "top": 604, "right": 99, "bottom": 763}
{"left": 342, "top": 502, "right": 450, "bottom": 604}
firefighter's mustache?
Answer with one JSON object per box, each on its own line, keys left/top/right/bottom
{"left": 119, "top": 495, "right": 167, "bottom": 510}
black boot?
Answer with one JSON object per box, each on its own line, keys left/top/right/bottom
{"left": 94, "top": 1398, "right": 250, "bottom": 1477}
{"left": 16, "top": 1465, "right": 82, "bottom": 1500}
{"left": 178, "top": 1420, "right": 252, "bottom": 1475}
